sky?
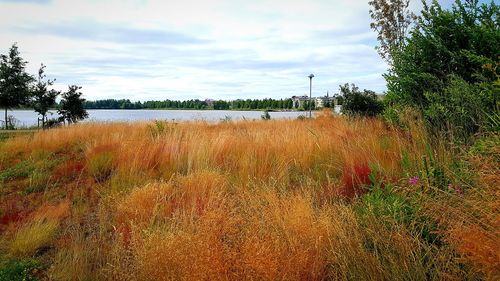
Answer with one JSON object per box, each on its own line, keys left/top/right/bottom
{"left": 0, "top": 0, "right": 458, "bottom": 101}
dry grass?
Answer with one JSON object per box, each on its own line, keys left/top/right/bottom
{"left": 0, "top": 113, "right": 497, "bottom": 280}
{"left": 9, "top": 218, "right": 59, "bottom": 257}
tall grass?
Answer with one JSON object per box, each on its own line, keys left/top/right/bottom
{"left": 0, "top": 113, "right": 497, "bottom": 280}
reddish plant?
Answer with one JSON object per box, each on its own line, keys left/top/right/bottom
{"left": 339, "top": 163, "right": 372, "bottom": 199}
{"left": 52, "top": 160, "right": 86, "bottom": 180}
{"left": 0, "top": 209, "right": 28, "bottom": 230}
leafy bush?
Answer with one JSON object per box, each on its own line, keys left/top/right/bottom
{"left": 385, "top": 0, "right": 499, "bottom": 140}
{"left": 424, "top": 76, "right": 497, "bottom": 140}
{"left": 0, "top": 259, "right": 43, "bottom": 281}
{"left": 339, "top": 83, "right": 384, "bottom": 117}
{"left": 357, "top": 185, "right": 414, "bottom": 225}
{"left": 44, "top": 118, "right": 62, "bottom": 128}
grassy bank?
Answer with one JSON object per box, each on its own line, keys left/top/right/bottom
{"left": 0, "top": 112, "right": 498, "bottom": 280}
{"left": 0, "top": 130, "right": 37, "bottom": 143}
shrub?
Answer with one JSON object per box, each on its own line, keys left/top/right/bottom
{"left": 339, "top": 83, "right": 384, "bottom": 117}
{"left": 384, "top": 0, "right": 499, "bottom": 141}
{"left": 424, "top": 76, "right": 493, "bottom": 140}
{"left": 357, "top": 185, "right": 414, "bottom": 225}
{"left": 0, "top": 259, "right": 43, "bottom": 281}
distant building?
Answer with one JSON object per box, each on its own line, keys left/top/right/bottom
{"left": 205, "top": 99, "right": 215, "bottom": 107}
{"left": 291, "top": 96, "right": 309, "bottom": 109}
{"left": 314, "top": 92, "right": 336, "bottom": 108}
{"left": 292, "top": 92, "right": 336, "bottom": 109}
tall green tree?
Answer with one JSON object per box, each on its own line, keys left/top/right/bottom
{"left": 387, "top": 0, "right": 499, "bottom": 106}
{"left": 384, "top": 0, "right": 499, "bottom": 138}
{"left": 58, "top": 85, "right": 88, "bottom": 124}
{"left": 340, "top": 83, "right": 384, "bottom": 117}
{"left": 369, "top": 0, "right": 416, "bottom": 64}
{"left": 32, "top": 64, "right": 59, "bottom": 128}
{"left": 0, "top": 43, "right": 34, "bottom": 129}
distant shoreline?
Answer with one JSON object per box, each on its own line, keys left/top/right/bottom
{"left": 9, "top": 108, "right": 329, "bottom": 112}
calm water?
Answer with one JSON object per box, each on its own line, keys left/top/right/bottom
{"left": 5, "top": 108, "right": 340, "bottom": 127}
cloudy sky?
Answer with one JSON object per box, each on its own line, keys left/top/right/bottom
{"left": 1, "top": 0, "right": 457, "bottom": 101}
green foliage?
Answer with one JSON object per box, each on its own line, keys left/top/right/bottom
{"left": 31, "top": 64, "right": 59, "bottom": 128}
{"left": 0, "top": 160, "right": 35, "bottom": 182}
{"left": 357, "top": 185, "right": 414, "bottom": 225}
{"left": 470, "top": 133, "right": 500, "bottom": 158}
{"left": 58, "top": 85, "right": 89, "bottom": 124}
{"left": 147, "top": 120, "right": 175, "bottom": 138}
{"left": 382, "top": 106, "right": 402, "bottom": 128}
{"left": 339, "top": 83, "right": 384, "bottom": 117}
{"left": 0, "top": 151, "right": 61, "bottom": 192}
{"left": 422, "top": 145, "right": 448, "bottom": 189}
{"left": 24, "top": 170, "right": 50, "bottom": 195}
{"left": 84, "top": 98, "right": 296, "bottom": 110}
{"left": 0, "top": 43, "right": 34, "bottom": 129}
{"left": 0, "top": 259, "right": 43, "bottom": 281}
{"left": 423, "top": 76, "right": 493, "bottom": 140}
{"left": 88, "top": 152, "right": 114, "bottom": 183}
{"left": 385, "top": 0, "right": 499, "bottom": 140}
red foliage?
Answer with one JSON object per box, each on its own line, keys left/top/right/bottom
{"left": 0, "top": 207, "right": 28, "bottom": 231}
{"left": 52, "top": 160, "right": 86, "bottom": 180}
{"left": 338, "top": 163, "right": 372, "bottom": 199}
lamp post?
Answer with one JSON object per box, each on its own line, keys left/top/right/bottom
{"left": 308, "top": 74, "right": 314, "bottom": 118}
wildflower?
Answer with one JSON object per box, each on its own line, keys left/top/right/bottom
{"left": 409, "top": 176, "right": 420, "bottom": 186}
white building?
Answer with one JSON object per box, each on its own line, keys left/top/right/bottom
{"left": 292, "top": 92, "right": 336, "bottom": 109}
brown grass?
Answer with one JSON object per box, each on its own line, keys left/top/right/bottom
{"left": 0, "top": 113, "right": 497, "bottom": 280}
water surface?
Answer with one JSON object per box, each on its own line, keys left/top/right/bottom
{"left": 7, "top": 107, "right": 342, "bottom": 127}
{"left": 5, "top": 109, "right": 315, "bottom": 127}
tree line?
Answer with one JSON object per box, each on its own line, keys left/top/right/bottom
{"left": 84, "top": 98, "right": 297, "bottom": 110}
{"left": 0, "top": 43, "right": 88, "bottom": 129}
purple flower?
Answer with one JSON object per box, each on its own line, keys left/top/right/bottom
{"left": 409, "top": 176, "right": 420, "bottom": 186}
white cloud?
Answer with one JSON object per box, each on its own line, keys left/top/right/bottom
{"left": 0, "top": 0, "right": 443, "bottom": 100}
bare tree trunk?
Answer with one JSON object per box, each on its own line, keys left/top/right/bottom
{"left": 4, "top": 108, "right": 7, "bottom": 130}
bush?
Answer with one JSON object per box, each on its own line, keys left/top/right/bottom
{"left": 384, "top": 0, "right": 499, "bottom": 140}
{"left": 44, "top": 118, "right": 62, "bottom": 128}
{"left": 339, "top": 83, "right": 384, "bottom": 117}
{"left": 0, "top": 259, "right": 43, "bottom": 281}
{"left": 424, "top": 76, "right": 495, "bottom": 140}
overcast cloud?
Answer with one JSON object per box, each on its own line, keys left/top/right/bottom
{"left": 0, "top": 0, "right": 458, "bottom": 100}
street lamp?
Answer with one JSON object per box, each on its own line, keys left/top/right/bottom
{"left": 308, "top": 74, "right": 314, "bottom": 118}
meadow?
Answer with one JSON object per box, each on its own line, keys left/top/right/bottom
{"left": 0, "top": 111, "right": 498, "bottom": 280}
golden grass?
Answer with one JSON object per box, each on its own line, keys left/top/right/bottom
{"left": 0, "top": 113, "right": 497, "bottom": 280}
{"left": 10, "top": 218, "right": 59, "bottom": 257}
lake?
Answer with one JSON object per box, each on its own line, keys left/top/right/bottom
{"left": 6, "top": 107, "right": 342, "bottom": 128}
